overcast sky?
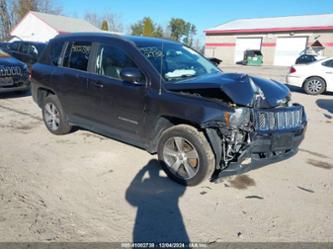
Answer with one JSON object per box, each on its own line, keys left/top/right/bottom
{"left": 59, "top": 0, "right": 333, "bottom": 40}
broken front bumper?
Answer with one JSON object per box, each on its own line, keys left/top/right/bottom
{"left": 211, "top": 130, "right": 305, "bottom": 181}
{"left": 211, "top": 106, "right": 307, "bottom": 181}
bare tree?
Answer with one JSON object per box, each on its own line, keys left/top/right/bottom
{"left": 84, "top": 10, "right": 123, "bottom": 33}
{"left": 84, "top": 11, "right": 100, "bottom": 27}
{"left": 104, "top": 12, "right": 123, "bottom": 33}
{"left": 0, "top": 0, "right": 12, "bottom": 39}
{"left": 11, "top": 0, "right": 62, "bottom": 24}
{"left": 12, "top": 0, "right": 38, "bottom": 23}
{"left": 0, "top": 0, "right": 63, "bottom": 40}
{"left": 37, "top": 0, "right": 62, "bottom": 15}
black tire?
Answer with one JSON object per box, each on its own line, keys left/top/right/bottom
{"left": 42, "top": 94, "right": 72, "bottom": 135}
{"left": 157, "top": 124, "right": 215, "bottom": 186}
{"left": 303, "top": 77, "right": 326, "bottom": 95}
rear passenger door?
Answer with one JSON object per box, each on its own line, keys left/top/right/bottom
{"left": 52, "top": 41, "right": 97, "bottom": 122}
{"left": 90, "top": 42, "right": 147, "bottom": 137}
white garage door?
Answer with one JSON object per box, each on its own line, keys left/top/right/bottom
{"left": 204, "top": 47, "right": 215, "bottom": 58}
{"left": 234, "top": 38, "right": 262, "bottom": 63}
{"left": 274, "top": 37, "right": 307, "bottom": 66}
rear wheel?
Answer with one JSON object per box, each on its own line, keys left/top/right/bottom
{"left": 303, "top": 77, "right": 326, "bottom": 95}
{"left": 157, "top": 125, "right": 215, "bottom": 186}
{"left": 42, "top": 95, "right": 72, "bottom": 135}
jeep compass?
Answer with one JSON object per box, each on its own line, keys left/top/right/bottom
{"left": 31, "top": 33, "right": 307, "bottom": 186}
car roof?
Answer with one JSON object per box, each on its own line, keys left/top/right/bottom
{"left": 54, "top": 32, "right": 181, "bottom": 47}
{"left": 124, "top": 35, "right": 180, "bottom": 46}
{"left": 11, "top": 40, "right": 45, "bottom": 44}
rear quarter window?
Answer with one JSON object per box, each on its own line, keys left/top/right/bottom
{"left": 39, "top": 40, "right": 64, "bottom": 66}
{"left": 322, "top": 59, "right": 333, "bottom": 68}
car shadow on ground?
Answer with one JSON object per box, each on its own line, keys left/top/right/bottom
{"left": 316, "top": 99, "right": 333, "bottom": 114}
{"left": 285, "top": 84, "right": 304, "bottom": 94}
{"left": 286, "top": 84, "right": 333, "bottom": 97}
{"left": 125, "top": 159, "right": 190, "bottom": 243}
{"left": 0, "top": 90, "right": 31, "bottom": 99}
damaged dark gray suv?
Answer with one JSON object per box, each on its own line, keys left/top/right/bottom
{"left": 31, "top": 33, "right": 307, "bottom": 186}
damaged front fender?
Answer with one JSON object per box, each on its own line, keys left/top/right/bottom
{"left": 203, "top": 107, "right": 253, "bottom": 172}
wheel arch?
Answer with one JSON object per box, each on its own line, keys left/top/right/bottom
{"left": 146, "top": 115, "right": 203, "bottom": 154}
{"left": 36, "top": 87, "right": 56, "bottom": 107}
{"left": 302, "top": 75, "right": 327, "bottom": 88}
{"left": 146, "top": 116, "right": 221, "bottom": 172}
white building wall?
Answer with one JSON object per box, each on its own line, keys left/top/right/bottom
{"left": 10, "top": 13, "right": 59, "bottom": 42}
{"left": 205, "top": 31, "right": 333, "bottom": 65}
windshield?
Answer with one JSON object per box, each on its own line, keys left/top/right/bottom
{"left": 138, "top": 43, "right": 221, "bottom": 83}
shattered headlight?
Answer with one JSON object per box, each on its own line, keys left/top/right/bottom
{"left": 225, "top": 108, "right": 251, "bottom": 129}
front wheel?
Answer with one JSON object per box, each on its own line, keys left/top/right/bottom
{"left": 157, "top": 125, "right": 215, "bottom": 186}
{"left": 42, "top": 94, "right": 72, "bottom": 135}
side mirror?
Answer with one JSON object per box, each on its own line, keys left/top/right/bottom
{"left": 120, "top": 67, "right": 143, "bottom": 84}
{"left": 208, "top": 57, "right": 222, "bottom": 66}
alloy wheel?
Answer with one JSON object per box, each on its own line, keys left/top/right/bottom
{"left": 162, "top": 136, "right": 200, "bottom": 180}
{"left": 44, "top": 103, "right": 60, "bottom": 131}
{"left": 306, "top": 79, "right": 323, "bottom": 94}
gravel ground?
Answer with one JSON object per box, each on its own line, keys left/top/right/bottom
{"left": 0, "top": 65, "right": 333, "bottom": 243}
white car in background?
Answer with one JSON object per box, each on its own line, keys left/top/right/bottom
{"left": 287, "top": 57, "right": 333, "bottom": 95}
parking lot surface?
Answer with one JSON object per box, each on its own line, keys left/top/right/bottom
{"left": 0, "top": 65, "right": 333, "bottom": 242}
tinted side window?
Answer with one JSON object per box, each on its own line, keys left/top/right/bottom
{"left": 63, "top": 41, "right": 92, "bottom": 71}
{"left": 35, "top": 44, "right": 46, "bottom": 54}
{"left": 322, "top": 60, "right": 333, "bottom": 68}
{"left": 28, "top": 45, "right": 39, "bottom": 56}
{"left": 95, "top": 44, "right": 144, "bottom": 82}
{"left": 9, "top": 42, "right": 20, "bottom": 51}
{"left": 20, "top": 43, "right": 29, "bottom": 54}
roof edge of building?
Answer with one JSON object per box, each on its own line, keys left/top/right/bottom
{"left": 204, "top": 25, "right": 333, "bottom": 34}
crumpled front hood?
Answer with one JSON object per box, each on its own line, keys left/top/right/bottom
{"left": 165, "top": 72, "right": 290, "bottom": 108}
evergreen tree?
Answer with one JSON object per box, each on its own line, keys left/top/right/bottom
{"left": 130, "top": 17, "right": 164, "bottom": 38}
{"left": 143, "top": 17, "right": 153, "bottom": 37}
{"left": 101, "top": 20, "right": 109, "bottom": 31}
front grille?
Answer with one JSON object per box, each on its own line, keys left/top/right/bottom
{"left": 255, "top": 105, "right": 303, "bottom": 132}
{"left": 0, "top": 66, "right": 22, "bottom": 77}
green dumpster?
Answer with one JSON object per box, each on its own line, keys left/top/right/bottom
{"left": 244, "top": 50, "right": 263, "bottom": 65}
